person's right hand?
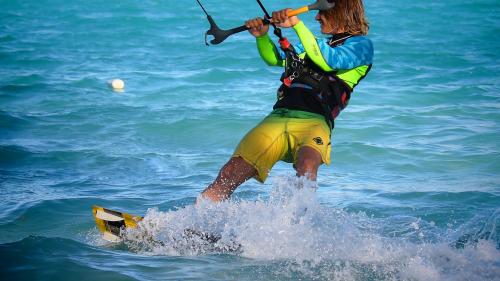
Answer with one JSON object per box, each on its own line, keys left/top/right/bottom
{"left": 245, "top": 17, "right": 269, "bottom": 38}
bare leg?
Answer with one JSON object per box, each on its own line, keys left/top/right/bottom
{"left": 200, "top": 157, "right": 257, "bottom": 202}
{"left": 294, "top": 146, "right": 323, "bottom": 181}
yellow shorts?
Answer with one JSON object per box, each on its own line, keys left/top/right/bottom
{"left": 233, "top": 108, "right": 331, "bottom": 183}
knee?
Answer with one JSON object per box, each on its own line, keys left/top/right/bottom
{"left": 295, "top": 157, "right": 320, "bottom": 178}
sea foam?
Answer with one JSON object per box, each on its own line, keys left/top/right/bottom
{"left": 120, "top": 176, "right": 500, "bottom": 281}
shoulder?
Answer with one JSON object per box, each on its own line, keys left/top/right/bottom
{"left": 344, "top": 36, "right": 374, "bottom": 57}
{"left": 344, "top": 36, "right": 373, "bottom": 47}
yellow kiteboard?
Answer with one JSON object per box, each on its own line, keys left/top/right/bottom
{"left": 92, "top": 205, "right": 240, "bottom": 251}
{"left": 92, "top": 205, "right": 143, "bottom": 242}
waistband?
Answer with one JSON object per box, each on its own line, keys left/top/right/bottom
{"left": 269, "top": 108, "right": 326, "bottom": 120}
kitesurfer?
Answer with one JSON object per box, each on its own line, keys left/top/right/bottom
{"left": 201, "top": 0, "right": 373, "bottom": 201}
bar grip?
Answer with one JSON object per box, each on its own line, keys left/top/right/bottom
{"left": 287, "top": 6, "right": 309, "bottom": 17}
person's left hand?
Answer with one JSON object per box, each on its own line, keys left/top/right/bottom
{"left": 271, "top": 8, "right": 300, "bottom": 28}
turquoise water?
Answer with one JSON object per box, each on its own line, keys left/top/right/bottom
{"left": 1, "top": 0, "right": 499, "bottom": 280}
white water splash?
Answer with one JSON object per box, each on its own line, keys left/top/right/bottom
{"left": 120, "top": 176, "right": 500, "bottom": 281}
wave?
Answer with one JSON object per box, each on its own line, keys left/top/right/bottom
{"left": 0, "top": 236, "right": 137, "bottom": 281}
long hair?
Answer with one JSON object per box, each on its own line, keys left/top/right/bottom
{"left": 323, "top": 0, "right": 369, "bottom": 35}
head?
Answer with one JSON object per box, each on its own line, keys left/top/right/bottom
{"left": 315, "top": 0, "right": 369, "bottom": 35}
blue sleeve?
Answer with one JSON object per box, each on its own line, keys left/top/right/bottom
{"left": 317, "top": 36, "right": 374, "bottom": 70}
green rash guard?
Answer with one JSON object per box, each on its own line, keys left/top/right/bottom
{"left": 254, "top": 21, "right": 373, "bottom": 125}
{"left": 256, "top": 21, "right": 374, "bottom": 90}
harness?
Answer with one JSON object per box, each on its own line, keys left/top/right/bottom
{"left": 276, "top": 34, "right": 358, "bottom": 129}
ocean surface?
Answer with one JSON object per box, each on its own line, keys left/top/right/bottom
{"left": 1, "top": 0, "right": 499, "bottom": 280}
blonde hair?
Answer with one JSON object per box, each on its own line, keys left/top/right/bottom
{"left": 323, "top": 0, "right": 369, "bottom": 35}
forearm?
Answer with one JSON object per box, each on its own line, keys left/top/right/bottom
{"left": 256, "top": 34, "right": 285, "bottom": 67}
{"left": 293, "top": 21, "right": 333, "bottom": 71}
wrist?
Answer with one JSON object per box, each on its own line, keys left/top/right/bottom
{"left": 256, "top": 33, "right": 270, "bottom": 40}
{"left": 292, "top": 20, "right": 305, "bottom": 31}
{"left": 290, "top": 19, "right": 301, "bottom": 27}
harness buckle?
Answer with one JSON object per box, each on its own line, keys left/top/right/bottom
{"left": 283, "top": 71, "right": 299, "bottom": 87}
{"left": 283, "top": 77, "right": 292, "bottom": 87}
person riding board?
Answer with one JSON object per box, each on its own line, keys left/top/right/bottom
{"left": 200, "top": 0, "right": 373, "bottom": 202}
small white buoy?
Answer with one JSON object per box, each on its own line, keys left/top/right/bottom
{"left": 110, "top": 79, "right": 125, "bottom": 90}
